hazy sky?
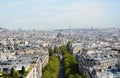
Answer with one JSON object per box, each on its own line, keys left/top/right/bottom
{"left": 0, "top": 0, "right": 120, "bottom": 30}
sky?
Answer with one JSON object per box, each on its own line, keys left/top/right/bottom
{"left": 0, "top": 0, "right": 120, "bottom": 30}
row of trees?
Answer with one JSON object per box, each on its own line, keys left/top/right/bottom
{"left": 63, "top": 51, "right": 87, "bottom": 78}
{"left": 10, "top": 66, "right": 26, "bottom": 78}
{"left": 49, "top": 46, "right": 60, "bottom": 56}
{"left": 43, "top": 41, "right": 87, "bottom": 78}
{"left": 1, "top": 66, "right": 29, "bottom": 78}
{"left": 60, "top": 42, "right": 87, "bottom": 78}
{"left": 42, "top": 56, "right": 60, "bottom": 78}
{"left": 48, "top": 41, "right": 71, "bottom": 56}
{"left": 63, "top": 52, "right": 80, "bottom": 78}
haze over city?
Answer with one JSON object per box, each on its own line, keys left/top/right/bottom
{"left": 0, "top": 0, "right": 120, "bottom": 30}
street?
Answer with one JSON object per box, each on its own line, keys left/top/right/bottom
{"left": 58, "top": 54, "right": 64, "bottom": 78}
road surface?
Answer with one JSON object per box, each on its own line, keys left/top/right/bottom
{"left": 58, "top": 54, "right": 64, "bottom": 78}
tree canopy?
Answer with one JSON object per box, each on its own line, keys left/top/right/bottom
{"left": 42, "top": 56, "right": 60, "bottom": 78}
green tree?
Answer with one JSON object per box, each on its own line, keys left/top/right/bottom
{"left": 42, "top": 56, "right": 60, "bottom": 78}
{"left": 43, "top": 70, "right": 51, "bottom": 78}
{"left": 65, "top": 68, "right": 71, "bottom": 77}
{"left": 49, "top": 49, "right": 54, "bottom": 56}
{"left": 74, "top": 74, "right": 81, "bottom": 78}
{"left": 68, "top": 74, "right": 81, "bottom": 78}
{"left": 68, "top": 74, "right": 74, "bottom": 78}
{"left": 81, "top": 75, "right": 87, "bottom": 78}
{"left": 60, "top": 45, "right": 85, "bottom": 78}
{"left": 54, "top": 47, "right": 59, "bottom": 54}
{"left": 21, "top": 66, "right": 26, "bottom": 76}
{"left": 10, "top": 68, "right": 15, "bottom": 77}
{"left": 14, "top": 71, "right": 21, "bottom": 78}
{"left": 66, "top": 41, "right": 71, "bottom": 50}
{"left": 1, "top": 72, "right": 9, "bottom": 78}
{"left": 81, "top": 73, "right": 88, "bottom": 78}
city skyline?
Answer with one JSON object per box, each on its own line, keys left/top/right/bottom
{"left": 0, "top": 0, "right": 120, "bottom": 30}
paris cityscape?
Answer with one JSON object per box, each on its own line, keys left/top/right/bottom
{"left": 0, "top": 0, "right": 120, "bottom": 78}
